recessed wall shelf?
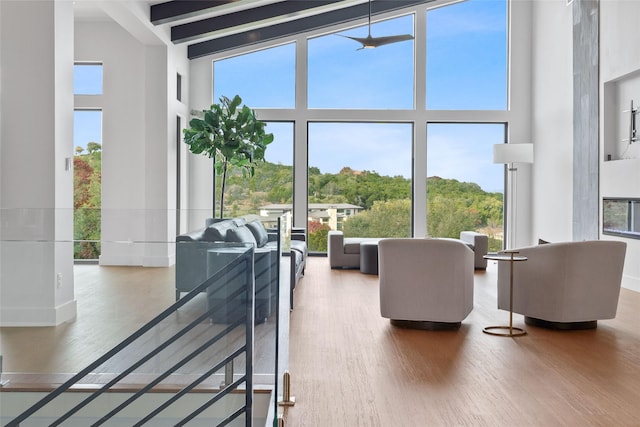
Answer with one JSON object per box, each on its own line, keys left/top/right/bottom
{"left": 604, "top": 70, "right": 640, "bottom": 161}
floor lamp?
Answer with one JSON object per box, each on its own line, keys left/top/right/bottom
{"left": 493, "top": 143, "right": 534, "bottom": 250}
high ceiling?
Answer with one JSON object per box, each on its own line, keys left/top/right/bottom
{"left": 147, "top": 0, "right": 435, "bottom": 59}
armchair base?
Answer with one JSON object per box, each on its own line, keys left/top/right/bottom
{"left": 390, "top": 319, "right": 462, "bottom": 331}
{"left": 525, "top": 317, "right": 597, "bottom": 330}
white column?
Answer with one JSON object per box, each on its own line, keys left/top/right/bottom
{"left": 0, "top": 0, "right": 76, "bottom": 326}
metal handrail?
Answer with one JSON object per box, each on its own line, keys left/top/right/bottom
{"left": 6, "top": 244, "right": 255, "bottom": 427}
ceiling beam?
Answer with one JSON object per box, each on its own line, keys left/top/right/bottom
{"left": 151, "top": 1, "right": 237, "bottom": 25}
{"left": 187, "top": 0, "right": 432, "bottom": 59}
{"left": 172, "top": 0, "right": 344, "bottom": 44}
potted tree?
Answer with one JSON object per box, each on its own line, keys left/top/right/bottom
{"left": 183, "top": 94, "right": 274, "bottom": 218}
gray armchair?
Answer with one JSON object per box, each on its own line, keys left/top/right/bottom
{"left": 378, "top": 238, "right": 475, "bottom": 329}
{"left": 498, "top": 240, "right": 627, "bottom": 329}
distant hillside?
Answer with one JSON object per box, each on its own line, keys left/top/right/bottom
{"left": 224, "top": 162, "right": 503, "bottom": 249}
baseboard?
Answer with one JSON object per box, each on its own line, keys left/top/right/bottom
{"left": 0, "top": 299, "right": 76, "bottom": 327}
{"left": 622, "top": 275, "right": 640, "bottom": 293}
{"left": 99, "top": 254, "right": 174, "bottom": 267}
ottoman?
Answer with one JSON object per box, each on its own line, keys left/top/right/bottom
{"left": 360, "top": 241, "right": 379, "bottom": 275}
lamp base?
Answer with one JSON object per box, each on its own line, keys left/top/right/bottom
{"left": 483, "top": 325, "right": 527, "bottom": 337}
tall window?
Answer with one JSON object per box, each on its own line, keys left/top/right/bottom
{"left": 427, "top": 123, "right": 505, "bottom": 251}
{"left": 74, "top": 63, "right": 103, "bottom": 260}
{"left": 426, "top": 0, "right": 507, "bottom": 110}
{"left": 308, "top": 14, "right": 415, "bottom": 109}
{"left": 213, "top": 43, "right": 295, "bottom": 108}
{"left": 308, "top": 122, "right": 412, "bottom": 251}
{"left": 73, "top": 110, "right": 102, "bottom": 260}
{"left": 213, "top": 46, "right": 295, "bottom": 224}
{"left": 74, "top": 63, "right": 103, "bottom": 95}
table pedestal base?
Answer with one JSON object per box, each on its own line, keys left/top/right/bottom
{"left": 483, "top": 325, "right": 527, "bottom": 337}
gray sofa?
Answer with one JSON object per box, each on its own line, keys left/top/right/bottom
{"left": 175, "top": 216, "right": 307, "bottom": 323}
{"left": 328, "top": 230, "right": 489, "bottom": 271}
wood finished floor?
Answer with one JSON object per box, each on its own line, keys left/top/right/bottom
{"left": 2, "top": 258, "right": 640, "bottom": 426}
{"left": 284, "top": 257, "right": 640, "bottom": 427}
{"left": 0, "top": 264, "right": 277, "bottom": 388}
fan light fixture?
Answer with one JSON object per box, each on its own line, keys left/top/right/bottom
{"left": 339, "top": 0, "right": 414, "bottom": 50}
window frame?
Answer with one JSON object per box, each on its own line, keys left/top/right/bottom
{"left": 199, "top": 0, "right": 512, "bottom": 239}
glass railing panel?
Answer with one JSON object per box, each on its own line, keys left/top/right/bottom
{"left": 3, "top": 238, "right": 256, "bottom": 425}
{"left": 1, "top": 208, "right": 297, "bottom": 426}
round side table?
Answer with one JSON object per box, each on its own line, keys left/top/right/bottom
{"left": 483, "top": 251, "right": 528, "bottom": 337}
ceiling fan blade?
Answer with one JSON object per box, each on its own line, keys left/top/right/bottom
{"left": 365, "top": 34, "right": 414, "bottom": 48}
{"left": 337, "top": 34, "right": 371, "bottom": 44}
{"left": 337, "top": 33, "right": 414, "bottom": 49}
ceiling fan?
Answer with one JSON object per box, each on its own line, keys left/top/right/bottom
{"left": 339, "top": 0, "right": 415, "bottom": 50}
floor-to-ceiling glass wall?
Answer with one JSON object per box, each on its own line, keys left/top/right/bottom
{"left": 200, "top": 0, "right": 509, "bottom": 253}
{"left": 425, "top": 0, "right": 508, "bottom": 250}
{"left": 305, "top": 13, "right": 415, "bottom": 252}
{"left": 212, "top": 44, "right": 295, "bottom": 223}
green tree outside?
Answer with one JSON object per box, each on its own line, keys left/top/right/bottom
{"left": 73, "top": 153, "right": 504, "bottom": 256}
{"left": 74, "top": 143, "right": 101, "bottom": 259}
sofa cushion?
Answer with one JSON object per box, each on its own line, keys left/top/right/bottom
{"left": 226, "top": 225, "right": 257, "bottom": 246}
{"left": 344, "top": 237, "right": 380, "bottom": 254}
{"left": 233, "top": 217, "right": 247, "bottom": 227}
{"left": 176, "top": 228, "right": 206, "bottom": 242}
{"left": 291, "top": 240, "right": 308, "bottom": 257}
{"left": 246, "top": 220, "right": 269, "bottom": 247}
{"left": 203, "top": 219, "right": 236, "bottom": 241}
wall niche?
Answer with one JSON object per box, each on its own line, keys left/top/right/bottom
{"left": 603, "top": 69, "right": 640, "bottom": 161}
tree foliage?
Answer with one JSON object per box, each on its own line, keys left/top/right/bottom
{"left": 343, "top": 199, "right": 411, "bottom": 238}
{"left": 219, "top": 162, "right": 504, "bottom": 251}
{"left": 72, "top": 141, "right": 505, "bottom": 256}
{"left": 183, "top": 95, "right": 274, "bottom": 218}
{"left": 74, "top": 143, "right": 102, "bottom": 259}
{"left": 307, "top": 222, "right": 331, "bottom": 252}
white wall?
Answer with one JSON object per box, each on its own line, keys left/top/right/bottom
{"left": 509, "top": 0, "right": 534, "bottom": 248}
{"left": 599, "top": 0, "right": 640, "bottom": 291}
{"left": 1, "top": 1, "right": 190, "bottom": 324}
{"left": 530, "top": 0, "right": 639, "bottom": 291}
{"left": 530, "top": 0, "right": 574, "bottom": 243}
{"left": 75, "top": 17, "right": 189, "bottom": 267}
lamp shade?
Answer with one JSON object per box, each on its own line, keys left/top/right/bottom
{"left": 493, "top": 143, "right": 534, "bottom": 164}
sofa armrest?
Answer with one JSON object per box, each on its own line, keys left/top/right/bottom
{"left": 328, "top": 230, "right": 360, "bottom": 269}
{"left": 328, "top": 231, "right": 344, "bottom": 257}
{"left": 459, "top": 231, "right": 489, "bottom": 270}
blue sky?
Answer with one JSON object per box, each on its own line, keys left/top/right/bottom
{"left": 75, "top": 0, "right": 507, "bottom": 192}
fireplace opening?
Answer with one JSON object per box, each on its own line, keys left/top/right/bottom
{"left": 603, "top": 198, "right": 640, "bottom": 239}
